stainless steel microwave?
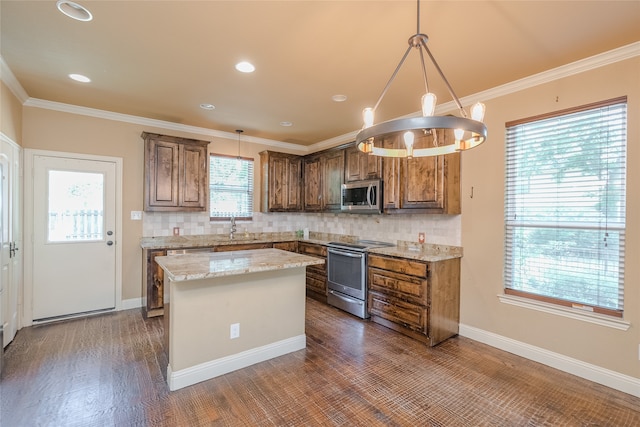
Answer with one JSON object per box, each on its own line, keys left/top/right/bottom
{"left": 340, "top": 179, "right": 382, "bottom": 213}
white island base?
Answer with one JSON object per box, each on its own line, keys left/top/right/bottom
{"left": 155, "top": 249, "right": 323, "bottom": 391}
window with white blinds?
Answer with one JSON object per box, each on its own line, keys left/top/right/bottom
{"left": 209, "top": 154, "right": 254, "bottom": 220}
{"left": 504, "top": 97, "right": 627, "bottom": 317}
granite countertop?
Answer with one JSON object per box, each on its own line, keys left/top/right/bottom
{"left": 154, "top": 248, "right": 325, "bottom": 282}
{"left": 368, "top": 242, "right": 463, "bottom": 262}
{"left": 142, "top": 232, "right": 462, "bottom": 262}
{"left": 140, "top": 232, "right": 358, "bottom": 250}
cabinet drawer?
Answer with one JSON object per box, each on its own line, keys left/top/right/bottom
{"left": 298, "top": 242, "right": 327, "bottom": 257}
{"left": 306, "top": 274, "right": 326, "bottom": 294}
{"left": 368, "top": 291, "right": 427, "bottom": 333}
{"left": 368, "top": 254, "right": 427, "bottom": 277}
{"left": 369, "top": 267, "right": 427, "bottom": 305}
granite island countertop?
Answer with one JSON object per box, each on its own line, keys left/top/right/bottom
{"left": 154, "top": 248, "right": 325, "bottom": 282}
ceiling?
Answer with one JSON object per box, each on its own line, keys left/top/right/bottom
{"left": 2, "top": 1, "right": 639, "bottom": 147}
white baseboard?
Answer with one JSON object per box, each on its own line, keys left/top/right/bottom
{"left": 121, "top": 297, "right": 142, "bottom": 310}
{"left": 459, "top": 324, "right": 640, "bottom": 398}
{"left": 167, "top": 334, "right": 306, "bottom": 391}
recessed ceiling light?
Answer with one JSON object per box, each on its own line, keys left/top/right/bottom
{"left": 200, "top": 103, "right": 215, "bottom": 110}
{"left": 332, "top": 94, "right": 347, "bottom": 102}
{"left": 235, "top": 61, "right": 255, "bottom": 73}
{"left": 68, "top": 73, "right": 91, "bottom": 83}
{"left": 56, "top": 0, "right": 93, "bottom": 22}
{"left": 280, "top": 121, "right": 293, "bottom": 127}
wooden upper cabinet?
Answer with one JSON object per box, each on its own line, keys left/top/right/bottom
{"left": 304, "top": 149, "right": 345, "bottom": 212}
{"left": 303, "top": 155, "right": 323, "bottom": 211}
{"left": 142, "top": 132, "right": 209, "bottom": 212}
{"left": 344, "top": 144, "right": 382, "bottom": 182}
{"left": 382, "top": 130, "right": 461, "bottom": 214}
{"left": 260, "top": 151, "right": 302, "bottom": 212}
{"left": 322, "top": 149, "right": 345, "bottom": 211}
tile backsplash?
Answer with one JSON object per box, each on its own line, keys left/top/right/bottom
{"left": 143, "top": 211, "right": 461, "bottom": 246}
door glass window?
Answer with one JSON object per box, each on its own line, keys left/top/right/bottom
{"left": 48, "top": 170, "right": 104, "bottom": 242}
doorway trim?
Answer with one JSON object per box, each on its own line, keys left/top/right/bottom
{"left": 23, "top": 149, "right": 123, "bottom": 326}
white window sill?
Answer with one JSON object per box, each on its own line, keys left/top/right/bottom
{"left": 497, "top": 294, "right": 630, "bottom": 331}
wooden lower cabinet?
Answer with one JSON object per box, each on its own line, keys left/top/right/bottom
{"left": 214, "top": 242, "right": 272, "bottom": 252}
{"left": 298, "top": 242, "right": 327, "bottom": 302}
{"left": 273, "top": 241, "right": 298, "bottom": 252}
{"left": 142, "top": 249, "right": 167, "bottom": 318}
{"left": 367, "top": 253, "right": 460, "bottom": 346}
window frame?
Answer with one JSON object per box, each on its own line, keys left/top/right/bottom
{"left": 503, "top": 97, "right": 627, "bottom": 319}
{"left": 208, "top": 153, "right": 254, "bottom": 221}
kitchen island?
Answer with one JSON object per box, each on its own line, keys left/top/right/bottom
{"left": 154, "top": 248, "right": 325, "bottom": 391}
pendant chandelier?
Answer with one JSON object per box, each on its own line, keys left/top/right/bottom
{"left": 356, "top": 0, "right": 488, "bottom": 158}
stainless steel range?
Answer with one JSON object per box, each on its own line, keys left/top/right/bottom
{"left": 326, "top": 240, "right": 394, "bottom": 319}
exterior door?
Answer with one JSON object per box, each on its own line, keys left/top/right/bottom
{"left": 32, "top": 155, "right": 117, "bottom": 321}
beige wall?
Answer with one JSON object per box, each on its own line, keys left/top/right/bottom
{"left": 1, "top": 80, "right": 23, "bottom": 143}
{"left": 460, "top": 57, "right": 640, "bottom": 378}
{"left": 21, "top": 107, "right": 282, "bottom": 300}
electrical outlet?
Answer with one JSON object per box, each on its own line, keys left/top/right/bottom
{"left": 230, "top": 323, "right": 240, "bottom": 339}
{"left": 130, "top": 210, "right": 142, "bottom": 220}
{"left": 418, "top": 232, "right": 425, "bottom": 243}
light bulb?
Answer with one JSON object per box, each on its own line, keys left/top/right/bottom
{"left": 403, "top": 131, "right": 415, "bottom": 158}
{"left": 471, "top": 102, "right": 486, "bottom": 122}
{"left": 421, "top": 93, "right": 437, "bottom": 116}
{"left": 363, "top": 107, "right": 374, "bottom": 128}
{"left": 454, "top": 128, "right": 464, "bottom": 141}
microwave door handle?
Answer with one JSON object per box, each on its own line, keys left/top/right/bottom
{"left": 367, "top": 184, "right": 373, "bottom": 206}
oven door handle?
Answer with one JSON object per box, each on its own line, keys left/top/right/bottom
{"left": 328, "top": 248, "right": 365, "bottom": 258}
{"left": 328, "top": 290, "right": 364, "bottom": 306}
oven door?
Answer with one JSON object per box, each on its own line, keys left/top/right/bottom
{"left": 327, "top": 248, "right": 366, "bottom": 300}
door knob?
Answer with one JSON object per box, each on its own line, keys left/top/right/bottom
{"left": 107, "top": 231, "right": 113, "bottom": 236}
{"left": 107, "top": 241, "right": 114, "bottom": 246}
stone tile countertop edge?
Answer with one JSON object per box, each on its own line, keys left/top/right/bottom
{"left": 154, "top": 248, "right": 325, "bottom": 282}
{"left": 139, "top": 231, "right": 359, "bottom": 250}
{"left": 141, "top": 232, "right": 463, "bottom": 262}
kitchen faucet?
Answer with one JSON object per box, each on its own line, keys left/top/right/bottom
{"left": 230, "top": 216, "right": 237, "bottom": 240}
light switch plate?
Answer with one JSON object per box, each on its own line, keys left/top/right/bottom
{"left": 130, "top": 211, "right": 142, "bottom": 220}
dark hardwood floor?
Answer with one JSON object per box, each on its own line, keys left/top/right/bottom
{"left": 1, "top": 297, "right": 639, "bottom": 426}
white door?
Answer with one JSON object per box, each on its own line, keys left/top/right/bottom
{"left": 32, "top": 155, "right": 117, "bottom": 321}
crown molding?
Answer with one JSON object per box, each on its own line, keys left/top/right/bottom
{"left": 0, "top": 56, "right": 29, "bottom": 103}
{"left": 4, "top": 42, "right": 639, "bottom": 153}
{"left": 22, "top": 98, "right": 309, "bottom": 153}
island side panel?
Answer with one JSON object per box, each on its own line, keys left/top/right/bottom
{"left": 168, "top": 266, "right": 306, "bottom": 373}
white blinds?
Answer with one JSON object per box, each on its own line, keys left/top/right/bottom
{"left": 504, "top": 98, "right": 627, "bottom": 314}
{"left": 209, "top": 155, "right": 254, "bottom": 220}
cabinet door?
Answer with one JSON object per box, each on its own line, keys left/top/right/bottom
{"left": 304, "top": 156, "right": 323, "bottom": 211}
{"left": 382, "top": 137, "right": 400, "bottom": 209}
{"left": 322, "top": 149, "right": 344, "bottom": 211}
{"left": 345, "top": 145, "right": 381, "bottom": 182}
{"left": 267, "top": 154, "right": 288, "bottom": 211}
{"left": 285, "top": 156, "right": 303, "bottom": 211}
{"left": 179, "top": 143, "right": 208, "bottom": 209}
{"left": 146, "top": 139, "right": 180, "bottom": 209}
{"left": 401, "top": 154, "right": 444, "bottom": 210}
{"left": 146, "top": 249, "right": 166, "bottom": 317}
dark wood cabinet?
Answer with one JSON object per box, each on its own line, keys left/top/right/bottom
{"left": 303, "top": 150, "right": 344, "bottom": 212}
{"left": 344, "top": 144, "right": 382, "bottom": 182}
{"left": 142, "top": 132, "right": 209, "bottom": 212}
{"left": 273, "top": 241, "right": 298, "bottom": 252}
{"left": 260, "top": 151, "right": 303, "bottom": 212}
{"left": 367, "top": 253, "right": 460, "bottom": 346}
{"left": 298, "top": 242, "right": 327, "bottom": 302}
{"left": 381, "top": 131, "right": 460, "bottom": 214}
{"left": 142, "top": 249, "right": 167, "bottom": 318}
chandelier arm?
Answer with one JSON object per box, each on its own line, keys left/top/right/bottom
{"left": 421, "top": 40, "right": 467, "bottom": 117}
{"left": 372, "top": 44, "right": 414, "bottom": 112}
{"left": 418, "top": 46, "right": 430, "bottom": 94}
